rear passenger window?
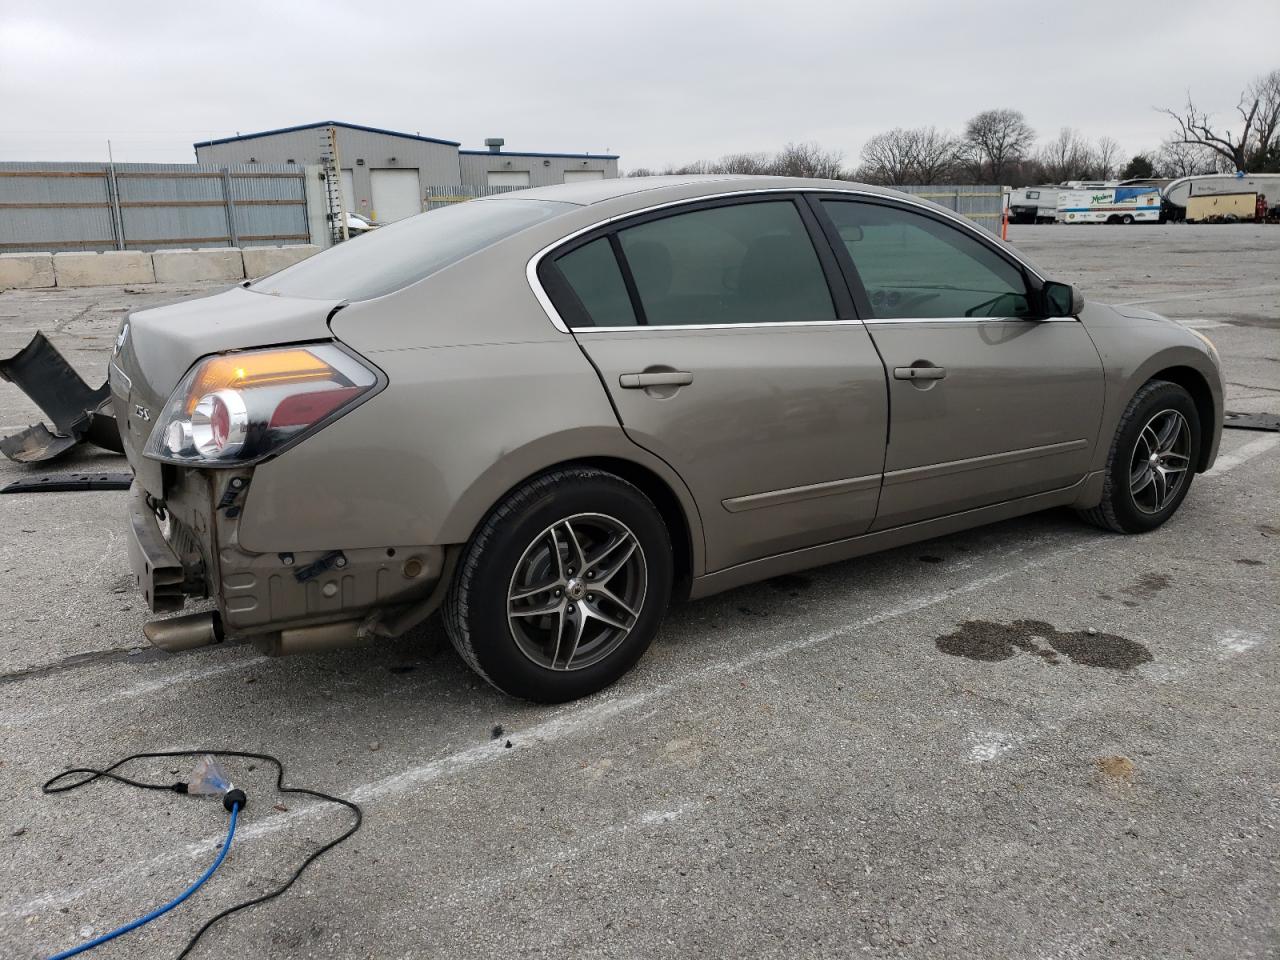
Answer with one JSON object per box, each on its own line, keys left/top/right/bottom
{"left": 553, "top": 238, "right": 637, "bottom": 327}
{"left": 618, "top": 201, "right": 835, "bottom": 326}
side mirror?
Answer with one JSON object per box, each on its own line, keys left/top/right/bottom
{"left": 1042, "top": 281, "right": 1083, "bottom": 317}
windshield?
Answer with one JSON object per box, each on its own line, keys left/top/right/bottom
{"left": 250, "top": 198, "right": 575, "bottom": 301}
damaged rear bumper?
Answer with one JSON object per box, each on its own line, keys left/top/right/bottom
{"left": 129, "top": 469, "right": 454, "bottom": 655}
{"left": 126, "top": 482, "right": 187, "bottom": 613}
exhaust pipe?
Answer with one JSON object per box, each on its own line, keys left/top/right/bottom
{"left": 144, "top": 611, "right": 223, "bottom": 652}
{"left": 253, "top": 620, "right": 368, "bottom": 657}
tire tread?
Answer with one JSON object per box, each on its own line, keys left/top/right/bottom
{"left": 1077, "top": 378, "right": 1192, "bottom": 534}
{"left": 443, "top": 467, "right": 653, "bottom": 697}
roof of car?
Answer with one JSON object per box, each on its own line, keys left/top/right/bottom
{"left": 511, "top": 174, "right": 900, "bottom": 206}
{"left": 499, "top": 176, "right": 1046, "bottom": 279}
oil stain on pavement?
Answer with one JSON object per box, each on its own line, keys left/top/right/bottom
{"left": 935, "top": 619, "right": 1153, "bottom": 670}
{"left": 1121, "top": 572, "right": 1172, "bottom": 600}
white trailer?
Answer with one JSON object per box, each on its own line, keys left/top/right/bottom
{"left": 1008, "top": 186, "right": 1060, "bottom": 223}
{"left": 1163, "top": 173, "right": 1280, "bottom": 217}
{"left": 1057, "top": 186, "right": 1162, "bottom": 224}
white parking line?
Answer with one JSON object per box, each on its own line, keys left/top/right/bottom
{"left": 7, "top": 434, "right": 1272, "bottom": 918}
{"left": 1116, "top": 283, "right": 1280, "bottom": 307}
{"left": 0, "top": 659, "right": 258, "bottom": 728}
{"left": 1204, "top": 434, "right": 1280, "bottom": 477}
{"left": 3, "top": 535, "right": 1082, "bottom": 919}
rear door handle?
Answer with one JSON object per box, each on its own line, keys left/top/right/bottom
{"left": 619, "top": 371, "right": 694, "bottom": 389}
{"left": 893, "top": 365, "right": 946, "bottom": 381}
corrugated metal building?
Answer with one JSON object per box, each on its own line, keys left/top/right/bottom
{"left": 193, "top": 122, "right": 618, "bottom": 223}
{"left": 459, "top": 147, "right": 618, "bottom": 190}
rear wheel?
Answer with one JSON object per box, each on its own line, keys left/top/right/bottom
{"left": 1078, "top": 380, "right": 1200, "bottom": 533}
{"left": 1121, "top": 214, "right": 1135, "bottom": 225}
{"left": 444, "top": 467, "right": 673, "bottom": 702}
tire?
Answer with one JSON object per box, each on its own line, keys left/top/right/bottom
{"left": 444, "top": 467, "right": 673, "bottom": 702}
{"left": 1121, "top": 214, "right": 1135, "bottom": 225}
{"left": 1078, "top": 380, "right": 1201, "bottom": 534}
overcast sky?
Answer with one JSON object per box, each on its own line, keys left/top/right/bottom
{"left": 2, "top": 0, "right": 1278, "bottom": 170}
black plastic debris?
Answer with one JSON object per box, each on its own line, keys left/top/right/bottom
{"left": 1223, "top": 411, "right": 1280, "bottom": 432}
{"left": 1, "top": 472, "right": 133, "bottom": 494}
{"left": 0, "top": 332, "right": 123, "bottom": 463}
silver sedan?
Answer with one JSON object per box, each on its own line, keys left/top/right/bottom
{"left": 111, "top": 176, "right": 1223, "bottom": 701}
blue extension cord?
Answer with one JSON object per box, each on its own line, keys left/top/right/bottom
{"left": 47, "top": 803, "right": 239, "bottom": 960}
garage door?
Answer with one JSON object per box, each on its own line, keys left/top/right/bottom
{"left": 370, "top": 168, "right": 421, "bottom": 222}
{"left": 487, "top": 170, "right": 531, "bottom": 187}
{"left": 563, "top": 170, "right": 606, "bottom": 183}
{"left": 340, "top": 169, "right": 355, "bottom": 214}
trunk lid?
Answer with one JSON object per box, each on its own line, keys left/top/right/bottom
{"left": 111, "top": 284, "right": 343, "bottom": 493}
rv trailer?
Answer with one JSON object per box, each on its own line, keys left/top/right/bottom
{"left": 1008, "top": 186, "right": 1060, "bottom": 223}
{"left": 1163, "top": 173, "right": 1280, "bottom": 219}
{"left": 1057, "top": 186, "right": 1162, "bottom": 224}
{"left": 1184, "top": 192, "right": 1259, "bottom": 222}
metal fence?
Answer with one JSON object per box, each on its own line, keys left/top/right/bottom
{"left": 425, "top": 183, "right": 1007, "bottom": 235}
{"left": 0, "top": 162, "right": 313, "bottom": 252}
{"left": 423, "top": 184, "right": 528, "bottom": 211}
{"left": 897, "top": 185, "right": 1005, "bottom": 236}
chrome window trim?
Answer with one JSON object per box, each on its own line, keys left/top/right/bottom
{"left": 572, "top": 316, "right": 1080, "bottom": 332}
{"left": 575, "top": 319, "right": 870, "bottom": 333}
{"left": 526, "top": 186, "right": 1049, "bottom": 334}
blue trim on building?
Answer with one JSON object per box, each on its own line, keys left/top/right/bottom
{"left": 459, "top": 150, "right": 620, "bottom": 160}
{"left": 194, "top": 121, "right": 461, "bottom": 149}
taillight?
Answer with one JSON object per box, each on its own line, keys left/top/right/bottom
{"left": 144, "top": 343, "right": 379, "bottom": 466}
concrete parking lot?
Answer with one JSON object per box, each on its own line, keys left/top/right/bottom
{"left": 1, "top": 224, "right": 1277, "bottom": 959}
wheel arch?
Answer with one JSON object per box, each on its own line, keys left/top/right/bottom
{"left": 435, "top": 432, "right": 706, "bottom": 601}
{"left": 1146, "top": 365, "right": 1217, "bottom": 471}
{"left": 572, "top": 456, "right": 697, "bottom": 601}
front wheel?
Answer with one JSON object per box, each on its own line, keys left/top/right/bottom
{"left": 444, "top": 467, "right": 673, "bottom": 702}
{"left": 1078, "top": 380, "right": 1201, "bottom": 533}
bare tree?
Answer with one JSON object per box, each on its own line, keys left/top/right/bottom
{"left": 911, "top": 128, "right": 962, "bottom": 183}
{"left": 1160, "top": 70, "right": 1280, "bottom": 171}
{"left": 627, "top": 143, "right": 846, "bottom": 180}
{"left": 1035, "top": 127, "right": 1096, "bottom": 182}
{"left": 1095, "top": 136, "right": 1122, "bottom": 179}
{"left": 770, "top": 142, "right": 846, "bottom": 179}
{"left": 1247, "top": 69, "right": 1280, "bottom": 170}
{"left": 858, "top": 127, "right": 961, "bottom": 185}
{"left": 962, "top": 108, "right": 1036, "bottom": 183}
{"left": 708, "top": 152, "right": 775, "bottom": 175}
{"left": 1154, "top": 137, "right": 1223, "bottom": 178}
{"left": 857, "top": 128, "right": 919, "bottom": 185}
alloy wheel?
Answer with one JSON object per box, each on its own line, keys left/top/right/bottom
{"left": 507, "top": 513, "right": 648, "bottom": 671}
{"left": 1129, "top": 409, "right": 1191, "bottom": 514}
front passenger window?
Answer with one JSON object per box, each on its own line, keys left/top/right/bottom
{"left": 821, "top": 200, "right": 1032, "bottom": 320}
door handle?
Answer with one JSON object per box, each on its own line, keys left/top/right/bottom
{"left": 619, "top": 371, "right": 694, "bottom": 389}
{"left": 893, "top": 364, "right": 946, "bottom": 381}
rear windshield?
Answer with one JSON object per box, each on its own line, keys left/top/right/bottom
{"left": 249, "top": 198, "right": 575, "bottom": 301}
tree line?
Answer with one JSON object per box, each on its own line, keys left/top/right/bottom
{"left": 627, "top": 69, "right": 1280, "bottom": 186}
